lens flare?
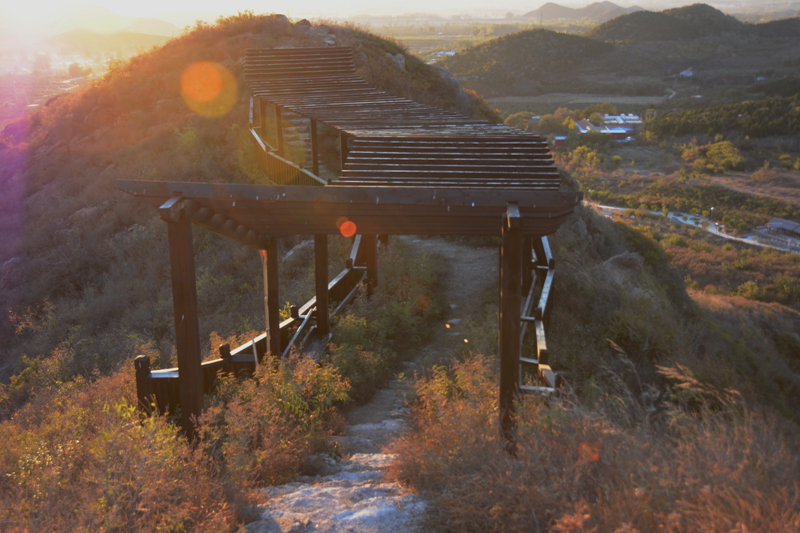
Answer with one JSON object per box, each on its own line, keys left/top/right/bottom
{"left": 182, "top": 62, "right": 221, "bottom": 102}
{"left": 340, "top": 220, "right": 357, "bottom": 238}
{"left": 180, "top": 61, "right": 237, "bottom": 118}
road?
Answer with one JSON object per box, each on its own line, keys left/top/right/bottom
{"left": 585, "top": 201, "right": 799, "bottom": 254}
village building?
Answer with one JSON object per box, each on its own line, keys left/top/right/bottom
{"left": 753, "top": 218, "right": 800, "bottom": 252}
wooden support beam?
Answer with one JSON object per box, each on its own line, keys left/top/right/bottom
{"left": 532, "top": 236, "right": 547, "bottom": 267}
{"left": 363, "top": 233, "right": 378, "bottom": 296}
{"left": 160, "top": 195, "right": 203, "bottom": 438}
{"left": 261, "top": 239, "right": 281, "bottom": 358}
{"left": 275, "top": 105, "right": 284, "bottom": 157}
{"left": 522, "top": 236, "right": 533, "bottom": 293}
{"left": 314, "top": 234, "right": 330, "bottom": 336}
{"left": 310, "top": 118, "right": 320, "bottom": 176}
{"left": 259, "top": 98, "right": 267, "bottom": 141}
{"left": 499, "top": 202, "right": 522, "bottom": 454}
{"left": 134, "top": 355, "right": 152, "bottom": 416}
{"left": 340, "top": 131, "right": 349, "bottom": 170}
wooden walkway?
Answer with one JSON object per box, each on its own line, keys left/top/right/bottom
{"left": 120, "top": 46, "right": 581, "bottom": 446}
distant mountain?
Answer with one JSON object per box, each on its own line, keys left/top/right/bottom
{"left": 42, "top": 30, "right": 171, "bottom": 57}
{"left": 443, "top": 2, "right": 800, "bottom": 101}
{"left": 521, "top": 1, "right": 644, "bottom": 23}
{"left": 663, "top": 3, "right": 743, "bottom": 33}
{"left": 441, "top": 28, "right": 615, "bottom": 95}
{"left": 586, "top": 10, "right": 704, "bottom": 41}
{"left": 49, "top": 6, "right": 179, "bottom": 37}
{"left": 585, "top": 4, "right": 743, "bottom": 42}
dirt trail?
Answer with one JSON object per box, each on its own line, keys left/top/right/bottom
{"left": 241, "top": 237, "right": 498, "bottom": 533}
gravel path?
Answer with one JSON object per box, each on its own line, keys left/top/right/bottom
{"left": 241, "top": 237, "right": 498, "bottom": 533}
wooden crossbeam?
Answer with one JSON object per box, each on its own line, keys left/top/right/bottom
{"left": 117, "top": 181, "right": 581, "bottom": 239}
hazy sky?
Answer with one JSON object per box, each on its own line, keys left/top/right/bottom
{"left": 1, "top": 0, "right": 748, "bottom": 43}
{"left": 2, "top": 0, "right": 659, "bottom": 28}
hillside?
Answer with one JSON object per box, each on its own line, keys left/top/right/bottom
{"left": 2, "top": 12, "right": 800, "bottom": 532}
{"left": 443, "top": 4, "right": 800, "bottom": 103}
{"left": 0, "top": 13, "right": 496, "bottom": 388}
{"left": 585, "top": 9, "right": 706, "bottom": 41}
{"left": 440, "top": 29, "right": 615, "bottom": 96}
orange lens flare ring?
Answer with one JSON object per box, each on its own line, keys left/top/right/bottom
{"left": 180, "top": 61, "right": 237, "bottom": 117}
{"left": 340, "top": 220, "right": 357, "bottom": 238}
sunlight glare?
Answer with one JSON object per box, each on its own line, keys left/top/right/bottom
{"left": 180, "top": 61, "right": 237, "bottom": 118}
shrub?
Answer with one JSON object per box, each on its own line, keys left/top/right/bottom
{"left": 0, "top": 371, "right": 232, "bottom": 532}
{"left": 201, "top": 354, "right": 350, "bottom": 486}
{"left": 391, "top": 353, "right": 800, "bottom": 533}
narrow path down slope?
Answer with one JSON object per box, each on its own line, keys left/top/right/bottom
{"left": 241, "top": 237, "right": 499, "bottom": 533}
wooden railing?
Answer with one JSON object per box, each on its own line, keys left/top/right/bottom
{"left": 249, "top": 128, "right": 326, "bottom": 187}
{"left": 134, "top": 236, "right": 366, "bottom": 416}
{"left": 249, "top": 97, "right": 326, "bottom": 187}
{"left": 519, "top": 236, "right": 565, "bottom": 393}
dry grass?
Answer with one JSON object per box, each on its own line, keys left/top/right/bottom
{"left": 0, "top": 370, "right": 233, "bottom": 532}
{"left": 390, "top": 354, "right": 800, "bottom": 532}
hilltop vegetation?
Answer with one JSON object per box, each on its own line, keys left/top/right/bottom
{"left": 586, "top": 10, "right": 706, "bottom": 41}
{"left": 441, "top": 29, "right": 615, "bottom": 96}
{"left": 587, "top": 3, "right": 744, "bottom": 42}
{"left": 651, "top": 94, "right": 800, "bottom": 137}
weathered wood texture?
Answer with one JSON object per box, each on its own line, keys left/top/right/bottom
{"left": 499, "top": 204, "right": 523, "bottom": 452}
{"left": 117, "top": 181, "right": 580, "bottom": 240}
{"left": 244, "top": 47, "right": 560, "bottom": 191}
{"left": 159, "top": 197, "right": 203, "bottom": 437}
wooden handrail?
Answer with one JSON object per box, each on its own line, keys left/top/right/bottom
{"left": 135, "top": 233, "right": 368, "bottom": 416}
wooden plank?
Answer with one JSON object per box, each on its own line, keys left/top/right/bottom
{"left": 118, "top": 180, "right": 580, "bottom": 207}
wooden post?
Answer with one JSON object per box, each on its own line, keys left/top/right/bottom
{"left": 160, "top": 195, "right": 203, "bottom": 438}
{"left": 314, "top": 234, "right": 330, "bottom": 336}
{"left": 340, "top": 132, "right": 349, "bottom": 170}
{"left": 259, "top": 99, "right": 267, "bottom": 141}
{"left": 275, "top": 106, "right": 284, "bottom": 157}
{"left": 261, "top": 239, "right": 281, "bottom": 358}
{"left": 134, "top": 355, "right": 152, "bottom": 416}
{"left": 499, "top": 203, "right": 522, "bottom": 454}
{"left": 219, "top": 343, "right": 232, "bottom": 374}
{"left": 310, "top": 119, "right": 320, "bottom": 177}
{"left": 363, "top": 234, "right": 378, "bottom": 296}
{"left": 522, "top": 236, "right": 533, "bottom": 293}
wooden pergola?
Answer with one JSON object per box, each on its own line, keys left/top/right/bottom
{"left": 119, "top": 47, "right": 581, "bottom": 444}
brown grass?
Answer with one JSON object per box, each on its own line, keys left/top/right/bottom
{"left": 0, "top": 370, "right": 233, "bottom": 532}
{"left": 390, "top": 354, "right": 800, "bottom": 532}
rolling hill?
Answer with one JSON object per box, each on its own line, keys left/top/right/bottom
{"left": 521, "top": 1, "right": 644, "bottom": 23}
{"left": 443, "top": 3, "right": 800, "bottom": 100}
{"left": 440, "top": 28, "right": 615, "bottom": 96}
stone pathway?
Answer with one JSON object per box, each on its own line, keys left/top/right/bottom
{"left": 241, "top": 237, "right": 498, "bottom": 533}
{"left": 242, "top": 366, "right": 426, "bottom": 533}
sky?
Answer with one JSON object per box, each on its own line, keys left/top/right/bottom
{"left": 1, "top": 0, "right": 670, "bottom": 30}
{"left": 0, "top": 0, "right": 759, "bottom": 45}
